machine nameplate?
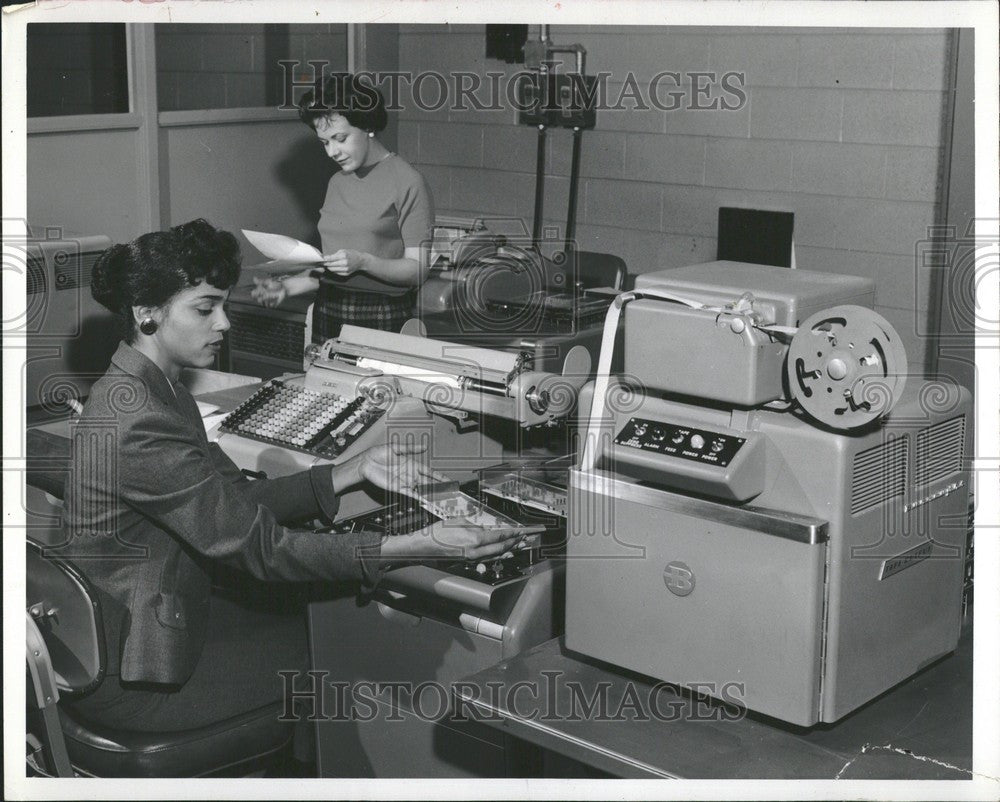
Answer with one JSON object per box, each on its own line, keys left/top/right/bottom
{"left": 663, "top": 561, "right": 695, "bottom": 596}
{"left": 878, "top": 541, "right": 934, "bottom": 580}
{"left": 614, "top": 417, "right": 746, "bottom": 468}
{"left": 903, "top": 480, "right": 965, "bottom": 513}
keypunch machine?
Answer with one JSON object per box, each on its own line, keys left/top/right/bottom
{"left": 212, "top": 324, "right": 585, "bottom": 776}
{"left": 566, "top": 261, "right": 972, "bottom": 727}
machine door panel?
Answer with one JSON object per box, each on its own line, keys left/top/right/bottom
{"left": 311, "top": 594, "right": 505, "bottom": 687}
{"left": 310, "top": 593, "right": 507, "bottom": 777}
{"left": 566, "top": 482, "right": 828, "bottom": 726}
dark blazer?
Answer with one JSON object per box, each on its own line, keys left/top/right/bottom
{"left": 62, "top": 343, "right": 383, "bottom": 686}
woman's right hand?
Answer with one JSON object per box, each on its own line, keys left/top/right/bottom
{"left": 251, "top": 277, "right": 287, "bottom": 308}
{"left": 382, "top": 518, "right": 543, "bottom": 564}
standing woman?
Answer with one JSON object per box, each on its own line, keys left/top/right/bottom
{"left": 253, "top": 73, "right": 433, "bottom": 341}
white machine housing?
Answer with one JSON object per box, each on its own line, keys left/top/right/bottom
{"left": 565, "top": 261, "right": 972, "bottom": 726}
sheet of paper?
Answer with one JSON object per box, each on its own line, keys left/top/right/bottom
{"left": 242, "top": 229, "right": 324, "bottom": 266}
{"left": 195, "top": 400, "right": 220, "bottom": 417}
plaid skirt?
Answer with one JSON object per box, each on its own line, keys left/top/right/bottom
{"left": 312, "top": 285, "right": 415, "bottom": 343}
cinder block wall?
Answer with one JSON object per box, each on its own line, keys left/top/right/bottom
{"left": 396, "top": 25, "right": 953, "bottom": 375}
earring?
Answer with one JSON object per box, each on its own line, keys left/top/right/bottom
{"left": 368, "top": 131, "right": 375, "bottom": 138}
{"left": 139, "top": 317, "right": 158, "bottom": 335}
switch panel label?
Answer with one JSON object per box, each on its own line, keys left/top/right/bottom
{"left": 613, "top": 417, "right": 746, "bottom": 468}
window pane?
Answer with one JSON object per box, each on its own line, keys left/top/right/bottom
{"left": 155, "top": 23, "right": 348, "bottom": 112}
{"left": 27, "top": 23, "right": 129, "bottom": 117}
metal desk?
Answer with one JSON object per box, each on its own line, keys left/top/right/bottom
{"left": 454, "top": 625, "right": 973, "bottom": 779}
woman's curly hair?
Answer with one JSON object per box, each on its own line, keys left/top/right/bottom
{"left": 91, "top": 218, "right": 241, "bottom": 342}
{"left": 297, "top": 72, "right": 388, "bottom": 133}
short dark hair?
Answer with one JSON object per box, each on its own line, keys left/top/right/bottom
{"left": 297, "top": 72, "right": 388, "bottom": 133}
{"left": 91, "top": 218, "right": 241, "bottom": 342}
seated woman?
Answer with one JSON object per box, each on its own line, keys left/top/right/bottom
{"left": 252, "top": 72, "right": 432, "bottom": 340}
{"left": 62, "top": 219, "right": 524, "bottom": 740}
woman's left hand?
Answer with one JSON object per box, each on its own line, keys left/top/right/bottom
{"left": 321, "top": 249, "right": 368, "bottom": 276}
{"left": 356, "top": 441, "right": 450, "bottom": 498}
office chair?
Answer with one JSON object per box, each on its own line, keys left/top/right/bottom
{"left": 24, "top": 429, "right": 295, "bottom": 778}
{"left": 570, "top": 250, "right": 628, "bottom": 292}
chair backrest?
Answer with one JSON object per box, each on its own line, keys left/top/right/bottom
{"left": 26, "top": 540, "right": 105, "bottom": 696}
{"left": 572, "top": 250, "right": 627, "bottom": 291}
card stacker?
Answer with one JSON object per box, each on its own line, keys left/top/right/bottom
{"left": 479, "top": 471, "right": 567, "bottom": 518}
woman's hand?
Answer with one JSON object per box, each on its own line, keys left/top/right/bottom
{"left": 251, "top": 277, "right": 287, "bottom": 308}
{"left": 355, "top": 441, "right": 450, "bottom": 498}
{"left": 382, "top": 518, "right": 543, "bottom": 563}
{"left": 320, "top": 249, "right": 368, "bottom": 277}
{"left": 316, "top": 246, "right": 422, "bottom": 286}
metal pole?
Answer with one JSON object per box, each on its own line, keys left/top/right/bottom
{"left": 565, "top": 126, "right": 583, "bottom": 254}
{"left": 532, "top": 124, "right": 547, "bottom": 244}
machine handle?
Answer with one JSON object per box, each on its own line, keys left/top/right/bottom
{"left": 570, "top": 468, "right": 829, "bottom": 544}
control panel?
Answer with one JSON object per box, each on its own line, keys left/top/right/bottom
{"left": 220, "top": 379, "right": 384, "bottom": 459}
{"left": 614, "top": 417, "right": 746, "bottom": 468}
{"left": 444, "top": 548, "right": 545, "bottom": 586}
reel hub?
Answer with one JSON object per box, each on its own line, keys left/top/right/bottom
{"left": 787, "top": 305, "right": 908, "bottom": 429}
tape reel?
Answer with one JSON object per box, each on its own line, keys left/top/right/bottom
{"left": 787, "top": 305, "right": 908, "bottom": 430}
